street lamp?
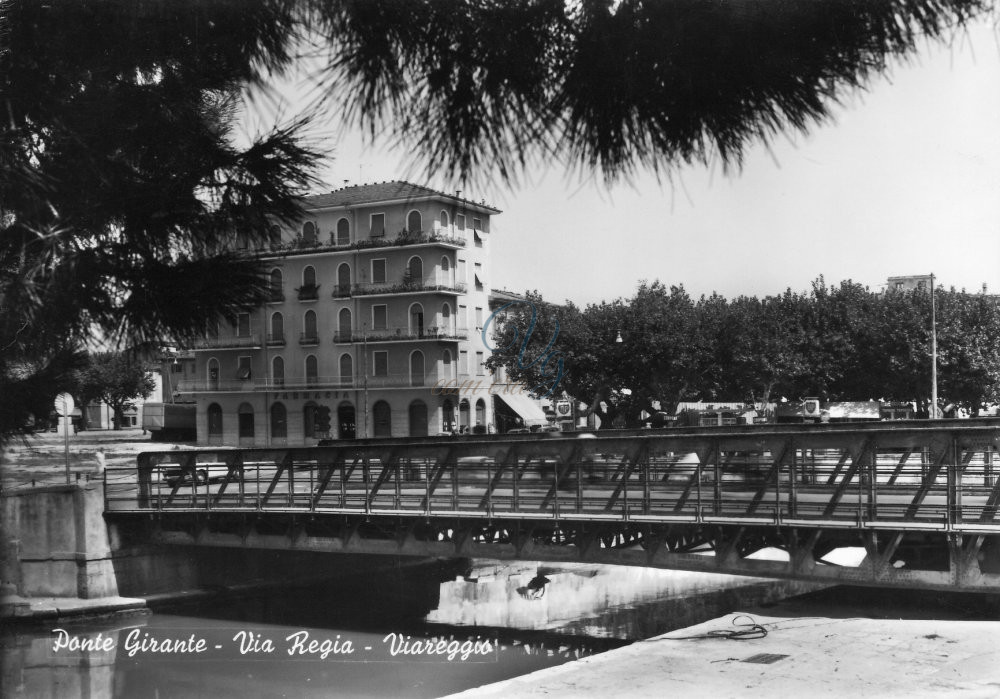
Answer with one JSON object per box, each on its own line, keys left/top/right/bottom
{"left": 930, "top": 273, "right": 938, "bottom": 419}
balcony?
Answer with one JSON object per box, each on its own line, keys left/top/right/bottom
{"left": 350, "top": 276, "right": 467, "bottom": 297}
{"left": 267, "top": 289, "right": 284, "bottom": 303}
{"left": 297, "top": 284, "right": 320, "bottom": 301}
{"left": 178, "top": 372, "right": 448, "bottom": 393}
{"left": 331, "top": 284, "right": 352, "bottom": 299}
{"left": 299, "top": 332, "right": 320, "bottom": 346}
{"left": 265, "top": 332, "right": 285, "bottom": 347}
{"left": 336, "top": 326, "right": 469, "bottom": 344}
{"left": 258, "top": 229, "right": 467, "bottom": 259}
{"left": 191, "top": 335, "right": 262, "bottom": 350}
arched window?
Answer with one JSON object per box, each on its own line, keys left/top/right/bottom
{"left": 207, "top": 403, "right": 223, "bottom": 442}
{"left": 475, "top": 398, "right": 486, "bottom": 427}
{"left": 272, "top": 356, "right": 284, "bottom": 386}
{"left": 237, "top": 403, "right": 255, "bottom": 441}
{"left": 373, "top": 400, "right": 392, "bottom": 438}
{"left": 442, "top": 349, "right": 453, "bottom": 379}
{"left": 339, "top": 354, "right": 353, "bottom": 385}
{"left": 409, "top": 302, "right": 424, "bottom": 336}
{"left": 207, "top": 358, "right": 220, "bottom": 389}
{"left": 336, "top": 263, "right": 351, "bottom": 297}
{"left": 442, "top": 399, "right": 455, "bottom": 433}
{"left": 303, "top": 265, "right": 316, "bottom": 287}
{"left": 338, "top": 402, "right": 356, "bottom": 440}
{"left": 270, "top": 402, "right": 287, "bottom": 439}
{"left": 407, "top": 256, "right": 423, "bottom": 285}
{"left": 337, "top": 308, "right": 352, "bottom": 341}
{"left": 303, "top": 401, "right": 317, "bottom": 439}
{"left": 459, "top": 399, "right": 470, "bottom": 431}
{"left": 302, "top": 221, "right": 316, "bottom": 242}
{"left": 439, "top": 210, "right": 449, "bottom": 229}
{"left": 440, "top": 257, "right": 451, "bottom": 286}
{"left": 303, "top": 310, "right": 318, "bottom": 342}
{"left": 270, "top": 312, "right": 283, "bottom": 343}
{"left": 336, "top": 218, "right": 350, "bottom": 246}
{"left": 441, "top": 303, "right": 452, "bottom": 334}
{"left": 407, "top": 210, "right": 422, "bottom": 233}
{"left": 410, "top": 350, "right": 425, "bottom": 387}
{"left": 409, "top": 400, "right": 428, "bottom": 437}
{"left": 305, "top": 354, "right": 318, "bottom": 384}
{"left": 269, "top": 269, "right": 283, "bottom": 300}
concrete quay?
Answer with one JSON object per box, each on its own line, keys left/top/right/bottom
{"left": 450, "top": 588, "right": 1000, "bottom": 698}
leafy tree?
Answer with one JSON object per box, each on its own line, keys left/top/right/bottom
{"left": 76, "top": 352, "right": 157, "bottom": 430}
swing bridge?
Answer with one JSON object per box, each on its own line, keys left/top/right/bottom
{"left": 103, "top": 420, "right": 1000, "bottom": 592}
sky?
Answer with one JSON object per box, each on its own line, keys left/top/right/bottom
{"left": 255, "top": 17, "right": 1000, "bottom": 308}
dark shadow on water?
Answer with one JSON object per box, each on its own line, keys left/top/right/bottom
{"left": 755, "top": 585, "right": 1000, "bottom": 622}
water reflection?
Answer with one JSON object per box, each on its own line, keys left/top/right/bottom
{"left": 2, "top": 560, "right": 811, "bottom": 697}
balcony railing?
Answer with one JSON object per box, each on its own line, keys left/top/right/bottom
{"left": 253, "top": 229, "right": 467, "bottom": 258}
{"left": 266, "top": 333, "right": 285, "bottom": 347}
{"left": 333, "top": 326, "right": 468, "bottom": 343}
{"left": 178, "top": 372, "right": 447, "bottom": 392}
{"left": 296, "top": 284, "right": 320, "bottom": 301}
{"left": 191, "top": 335, "right": 262, "bottom": 350}
{"left": 348, "top": 277, "right": 467, "bottom": 297}
{"left": 299, "top": 332, "right": 320, "bottom": 346}
{"left": 267, "top": 289, "right": 284, "bottom": 303}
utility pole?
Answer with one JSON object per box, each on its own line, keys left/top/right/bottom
{"left": 931, "top": 273, "right": 938, "bottom": 419}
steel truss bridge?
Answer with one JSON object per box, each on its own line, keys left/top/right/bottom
{"left": 105, "top": 421, "right": 1000, "bottom": 592}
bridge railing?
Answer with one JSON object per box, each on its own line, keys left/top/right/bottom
{"left": 104, "top": 423, "right": 1000, "bottom": 532}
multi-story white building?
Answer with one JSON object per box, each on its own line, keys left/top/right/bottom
{"left": 178, "top": 181, "right": 501, "bottom": 446}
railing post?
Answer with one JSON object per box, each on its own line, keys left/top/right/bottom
{"left": 288, "top": 454, "right": 294, "bottom": 507}
{"left": 309, "top": 459, "right": 315, "bottom": 513}
{"left": 485, "top": 457, "right": 492, "bottom": 518}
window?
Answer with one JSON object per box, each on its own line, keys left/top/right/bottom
{"left": 475, "top": 306, "right": 483, "bottom": 330}
{"left": 303, "top": 265, "right": 317, "bottom": 287}
{"left": 371, "top": 259, "right": 386, "bottom": 284}
{"left": 302, "top": 221, "right": 317, "bottom": 242}
{"left": 207, "top": 358, "right": 220, "bottom": 387}
{"left": 407, "top": 210, "right": 422, "bottom": 233}
{"left": 272, "top": 356, "right": 284, "bottom": 386}
{"left": 237, "top": 356, "right": 252, "bottom": 380}
{"left": 410, "top": 350, "right": 425, "bottom": 387}
{"left": 339, "top": 354, "right": 353, "bottom": 384}
{"left": 476, "top": 351, "right": 484, "bottom": 376}
{"left": 472, "top": 217, "right": 481, "bottom": 231}
{"left": 269, "top": 269, "right": 283, "bottom": 301}
{"left": 459, "top": 399, "right": 470, "bottom": 429}
{"left": 269, "top": 312, "right": 283, "bottom": 343}
{"left": 372, "top": 304, "right": 388, "bottom": 331}
{"left": 459, "top": 350, "right": 468, "bottom": 375}
{"left": 457, "top": 259, "right": 466, "bottom": 282}
{"left": 441, "top": 303, "right": 452, "bottom": 332}
{"left": 171, "top": 361, "right": 183, "bottom": 374}
{"left": 336, "top": 218, "right": 350, "bottom": 246}
{"left": 440, "top": 210, "right": 450, "bottom": 229}
{"left": 373, "top": 351, "right": 388, "bottom": 377}
{"left": 458, "top": 304, "right": 467, "bottom": 328}
{"left": 455, "top": 213, "right": 466, "bottom": 231}
{"left": 270, "top": 403, "right": 287, "bottom": 439}
{"left": 338, "top": 402, "right": 356, "bottom": 440}
{"left": 407, "top": 256, "right": 423, "bottom": 285}
{"left": 474, "top": 262, "right": 483, "bottom": 291}
{"left": 338, "top": 308, "right": 352, "bottom": 340}
{"left": 370, "top": 213, "right": 385, "bottom": 237}
{"left": 336, "top": 263, "right": 351, "bottom": 296}
{"left": 475, "top": 398, "right": 486, "bottom": 427}
{"left": 305, "top": 354, "right": 318, "bottom": 384}
{"left": 238, "top": 403, "right": 254, "bottom": 440}
{"left": 303, "top": 310, "right": 318, "bottom": 340}
{"left": 443, "top": 349, "right": 452, "bottom": 375}
{"left": 235, "top": 313, "right": 251, "bottom": 337}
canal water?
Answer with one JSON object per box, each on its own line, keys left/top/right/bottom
{"left": 2, "top": 560, "right": 816, "bottom": 698}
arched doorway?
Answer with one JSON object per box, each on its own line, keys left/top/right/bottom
{"left": 441, "top": 399, "right": 455, "bottom": 433}
{"left": 338, "top": 308, "right": 352, "bottom": 341}
{"left": 270, "top": 311, "right": 283, "bottom": 344}
{"left": 459, "top": 399, "right": 470, "bottom": 432}
{"left": 409, "top": 303, "right": 424, "bottom": 337}
{"left": 409, "top": 400, "right": 428, "bottom": 437}
{"left": 207, "top": 403, "right": 223, "bottom": 444}
{"left": 336, "top": 218, "right": 350, "bottom": 246}
{"left": 339, "top": 353, "right": 353, "bottom": 385}
{"left": 475, "top": 398, "right": 486, "bottom": 431}
{"left": 303, "top": 401, "right": 317, "bottom": 439}
{"left": 336, "top": 263, "right": 351, "bottom": 296}
{"left": 373, "top": 400, "right": 392, "bottom": 438}
{"left": 237, "top": 403, "right": 255, "bottom": 444}
{"left": 337, "top": 402, "right": 356, "bottom": 440}
{"left": 272, "top": 356, "right": 284, "bottom": 387}
{"left": 270, "top": 402, "right": 287, "bottom": 441}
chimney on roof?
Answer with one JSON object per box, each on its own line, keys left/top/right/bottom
{"left": 455, "top": 190, "right": 462, "bottom": 198}
{"left": 984, "top": 283, "right": 988, "bottom": 294}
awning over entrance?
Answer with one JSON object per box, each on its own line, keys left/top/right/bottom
{"left": 494, "top": 391, "right": 549, "bottom": 426}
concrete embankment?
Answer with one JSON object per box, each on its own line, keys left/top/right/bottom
{"left": 448, "top": 587, "right": 1000, "bottom": 698}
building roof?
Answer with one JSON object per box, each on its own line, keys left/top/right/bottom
{"left": 303, "top": 180, "right": 501, "bottom": 214}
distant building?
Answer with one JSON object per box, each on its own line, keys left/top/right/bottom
{"left": 886, "top": 274, "right": 933, "bottom": 293}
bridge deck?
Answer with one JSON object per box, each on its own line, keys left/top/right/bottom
{"left": 104, "top": 421, "right": 1000, "bottom": 591}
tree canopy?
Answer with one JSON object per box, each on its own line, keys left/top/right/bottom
{"left": 75, "top": 352, "right": 157, "bottom": 430}
{"left": 487, "top": 281, "right": 1000, "bottom": 428}
{"left": 1, "top": 0, "right": 993, "bottom": 440}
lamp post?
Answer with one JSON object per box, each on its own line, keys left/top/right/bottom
{"left": 930, "top": 273, "right": 938, "bottom": 419}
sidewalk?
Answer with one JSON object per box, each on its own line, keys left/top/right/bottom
{"left": 448, "top": 593, "right": 1000, "bottom": 698}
